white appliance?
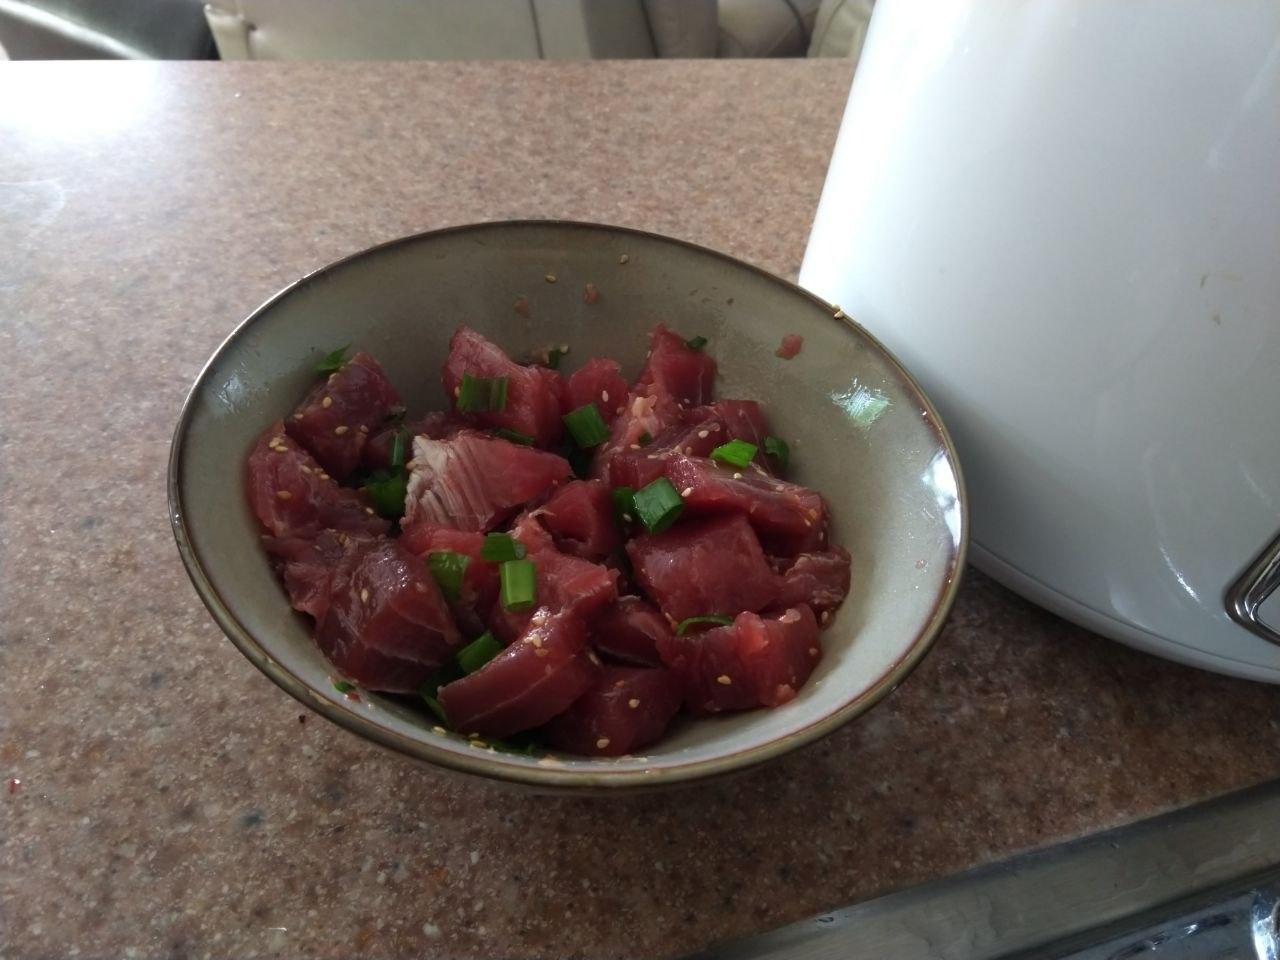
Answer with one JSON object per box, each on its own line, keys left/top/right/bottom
{"left": 801, "top": 0, "right": 1280, "bottom": 680}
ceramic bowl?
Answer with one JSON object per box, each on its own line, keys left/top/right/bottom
{"left": 169, "top": 220, "right": 967, "bottom": 790}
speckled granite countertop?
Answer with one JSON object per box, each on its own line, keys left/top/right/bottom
{"left": 3, "top": 60, "right": 1280, "bottom": 960}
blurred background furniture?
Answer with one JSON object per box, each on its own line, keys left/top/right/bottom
{"left": 0, "top": 0, "right": 872, "bottom": 61}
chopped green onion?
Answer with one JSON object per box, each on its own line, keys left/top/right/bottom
{"left": 546, "top": 347, "right": 564, "bottom": 370}
{"left": 427, "top": 551, "right": 470, "bottom": 602}
{"left": 456, "top": 632, "right": 503, "bottom": 674}
{"left": 685, "top": 335, "right": 708, "bottom": 350}
{"left": 499, "top": 558, "right": 537, "bottom": 612}
{"left": 390, "top": 431, "right": 407, "bottom": 469}
{"left": 563, "top": 443, "right": 592, "bottom": 478}
{"left": 495, "top": 428, "right": 535, "bottom": 446}
{"left": 612, "top": 486, "right": 636, "bottom": 526}
{"left": 481, "top": 533, "right": 526, "bottom": 563}
{"left": 316, "top": 344, "right": 351, "bottom": 375}
{"left": 333, "top": 679, "right": 356, "bottom": 694}
{"left": 764, "top": 435, "right": 790, "bottom": 471}
{"left": 457, "top": 373, "right": 510, "bottom": 413}
{"left": 637, "top": 431, "right": 653, "bottom": 447}
{"left": 362, "top": 471, "right": 408, "bottom": 520}
{"left": 632, "top": 477, "right": 684, "bottom": 533}
{"left": 421, "top": 693, "right": 448, "bottom": 723}
{"left": 711, "top": 439, "right": 758, "bottom": 469}
{"left": 562, "top": 404, "right": 611, "bottom": 448}
{"left": 675, "top": 615, "right": 735, "bottom": 635}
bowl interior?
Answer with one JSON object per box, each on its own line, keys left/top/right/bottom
{"left": 172, "top": 221, "right": 965, "bottom": 788}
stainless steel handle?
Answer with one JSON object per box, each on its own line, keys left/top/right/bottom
{"left": 1226, "top": 532, "right": 1280, "bottom": 647}
{"left": 1054, "top": 885, "right": 1279, "bottom": 959}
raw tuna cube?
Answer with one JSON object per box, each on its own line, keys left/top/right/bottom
{"left": 774, "top": 548, "right": 851, "bottom": 619}
{"left": 490, "top": 517, "right": 620, "bottom": 642}
{"left": 664, "top": 456, "right": 826, "bottom": 556}
{"left": 626, "top": 513, "right": 779, "bottom": 623}
{"left": 590, "top": 596, "right": 672, "bottom": 667}
{"left": 315, "top": 539, "right": 462, "bottom": 693}
{"left": 634, "top": 324, "right": 717, "bottom": 407}
{"left": 399, "top": 522, "right": 501, "bottom": 635}
{"left": 590, "top": 390, "right": 683, "bottom": 486}
{"left": 246, "top": 422, "right": 390, "bottom": 540}
{"left": 537, "top": 480, "right": 620, "bottom": 561}
{"left": 438, "top": 609, "right": 601, "bottom": 738}
{"left": 285, "top": 352, "right": 402, "bottom": 480}
{"left": 404, "top": 431, "right": 571, "bottom": 531}
{"left": 545, "top": 666, "right": 683, "bottom": 756}
{"left": 656, "top": 605, "right": 820, "bottom": 714}
{"left": 262, "top": 529, "right": 372, "bottom": 622}
{"left": 442, "top": 326, "right": 565, "bottom": 447}
{"left": 361, "top": 412, "right": 467, "bottom": 473}
{"left": 564, "top": 358, "right": 630, "bottom": 425}
{"left": 609, "top": 399, "right": 773, "bottom": 489}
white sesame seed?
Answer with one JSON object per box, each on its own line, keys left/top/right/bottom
{"left": 601, "top": 390, "right": 609, "bottom": 403}
{"left": 275, "top": 490, "right": 292, "bottom": 501}
{"left": 628, "top": 698, "right": 641, "bottom": 709}
{"left": 596, "top": 738, "right": 610, "bottom": 749}
{"left": 545, "top": 273, "right": 557, "bottom": 283}
{"left": 292, "top": 413, "right": 303, "bottom": 420}
{"left": 733, "top": 472, "right": 743, "bottom": 480}
{"left": 619, "top": 254, "right": 629, "bottom": 264}
{"left": 683, "top": 447, "right": 693, "bottom": 455}
{"left": 535, "top": 648, "right": 549, "bottom": 658}
{"left": 681, "top": 487, "right": 693, "bottom": 498}
{"left": 809, "top": 647, "right": 820, "bottom": 656}
{"left": 453, "top": 386, "right": 460, "bottom": 397}
{"left": 698, "top": 430, "right": 709, "bottom": 439}
{"left": 360, "top": 588, "right": 369, "bottom": 603}
{"left": 321, "top": 396, "right": 332, "bottom": 409}
{"left": 616, "top": 406, "right": 624, "bottom": 416}
{"left": 821, "top": 610, "right": 831, "bottom": 624}
{"left": 629, "top": 444, "right": 640, "bottom": 450}
{"left": 359, "top": 424, "right": 369, "bottom": 434}
{"left": 334, "top": 425, "right": 349, "bottom": 435}
{"left": 716, "top": 675, "right": 733, "bottom": 686}
{"left": 560, "top": 343, "right": 569, "bottom": 353}
{"left": 300, "top": 465, "right": 312, "bottom": 474}
{"left": 528, "top": 635, "right": 543, "bottom": 648}
{"left": 615, "top": 679, "right": 627, "bottom": 687}
{"left": 365, "top": 507, "right": 375, "bottom": 515}
{"left": 432, "top": 726, "right": 447, "bottom": 735}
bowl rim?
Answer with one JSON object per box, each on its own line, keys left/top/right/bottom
{"left": 168, "top": 218, "right": 969, "bottom": 790}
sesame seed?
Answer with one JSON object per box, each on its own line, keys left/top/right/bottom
{"left": 528, "top": 635, "right": 543, "bottom": 648}
{"left": 535, "top": 648, "right": 549, "bottom": 658}
{"left": 470, "top": 739, "right": 489, "bottom": 750}
{"left": 821, "top": 610, "right": 831, "bottom": 624}
{"left": 616, "top": 406, "right": 625, "bottom": 416}
{"left": 292, "top": 413, "right": 303, "bottom": 420}
{"left": 545, "top": 273, "right": 557, "bottom": 283}
{"left": 334, "top": 425, "right": 349, "bottom": 435}
{"left": 809, "top": 647, "right": 820, "bottom": 656}
{"left": 454, "top": 386, "right": 460, "bottom": 397}
{"left": 803, "top": 519, "right": 812, "bottom": 527}
{"left": 629, "top": 444, "right": 640, "bottom": 450}
{"left": 733, "top": 472, "right": 743, "bottom": 480}
{"left": 587, "top": 651, "right": 601, "bottom": 665}
{"left": 319, "top": 472, "right": 330, "bottom": 481}
{"left": 413, "top": 582, "right": 427, "bottom": 593}
{"left": 680, "top": 487, "right": 693, "bottom": 498}
{"left": 646, "top": 454, "right": 660, "bottom": 460}
{"left": 808, "top": 509, "right": 819, "bottom": 520}
{"left": 622, "top": 513, "right": 633, "bottom": 522}
{"left": 601, "top": 390, "right": 610, "bottom": 403}
{"left": 560, "top": 343, "right": 569, "bottom": 353}
{"left": 360, "top": 588, "right": 369, "bottom": 603}
{"left": 321, "top": 396, "right": 333, "bottom": 408}
{"left": 698, "top": 430, "right": 709, "bottom": 439}
{"left": 628, "top": 698, "right": 641, "bottom": 709}
{"left": 359, "top": 424, "right": 369, "bottom": 434}
{"left": 619, "top": 254, "right": 629, "bottom": 264}
{"left": 300, "top": 465, "right": 312, "bottom": 473}
{"left": 683, "top": 446, "right": 693, "bottom": 455}
{"left": 365, "top": 507, "right": 375, "bottom": 515}
{"left": 432, "top": 726, "right": 447, "bottom": 735}
{"left": 716, "top": 675, "right": 733, "bottom": 685}
{"left": 596, "top": 738, "right": 611, "bottom": 749}
{"left": 275, "top": 490, "right": 293, "bottom": 501}
{"left": 468, "top": 732, "right": 483, "bottom": 739}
